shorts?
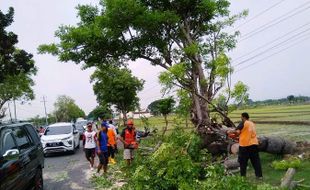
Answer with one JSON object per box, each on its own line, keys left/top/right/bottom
{"left": 124, "top": 149, "right": 134, "bottom": 160}
{"left": 85, "top": 148, "right": 95, "bottom": 158}
{"left": 98, "top": 151, "right": 109, "bottom": 166}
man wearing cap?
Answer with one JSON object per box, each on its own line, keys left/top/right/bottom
{"left": 120, "top": 119, "right": 137, "bottom": 166}
{"left": 83, "top": 122, "right": 97, "bottom": 170}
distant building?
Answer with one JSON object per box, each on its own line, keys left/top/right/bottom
{"left": 114, "top": 109, "right": 152, "bottom": 119}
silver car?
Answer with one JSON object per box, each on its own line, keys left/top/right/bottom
{"left": 41, "top": 122, "right": 80, "bottom": 156}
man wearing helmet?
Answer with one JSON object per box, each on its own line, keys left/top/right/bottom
{"left": 120, "top": 119, "right": 137, "bottom": 166}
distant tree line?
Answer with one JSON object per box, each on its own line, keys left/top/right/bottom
{"left": 248, "top": 95, "right": 310, "bottom": 106}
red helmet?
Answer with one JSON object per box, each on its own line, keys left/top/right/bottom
{"left": 127, "top": 119, "right": 134, "bottom": 125}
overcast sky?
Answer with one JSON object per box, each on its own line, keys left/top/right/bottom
{"left": 1, "top": 0, "right": 310, "bottom": 120}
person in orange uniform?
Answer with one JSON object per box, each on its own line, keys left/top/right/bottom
{"left": 107, "top": 124, "right": 117, "bottom": 164}
{"left": 227, "top": 112, "right": 262, "bottom": 179}
{"left": 120, "top": 119, "right": 137, "bottom": 166}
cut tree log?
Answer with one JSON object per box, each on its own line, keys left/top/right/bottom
{"left": 230, "top": 143, "right": 239, "bottom": 155}
{"left": 259, "top": 136, "right": 297, "bottom": 154}
{"left": 228, "top": 136, "right": 297, "bottom": 155}
{"left": 280, "top": 168, "right": 296, "bottom": 189}
{"left": 224, "top": 158, "right": 239, "bottom": 170}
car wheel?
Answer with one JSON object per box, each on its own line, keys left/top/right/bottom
{"left": 33, "top": 168, "right": 43, "bottom": 190}
{"left": 44, "top": 153, "right": 47, "bottom": 157}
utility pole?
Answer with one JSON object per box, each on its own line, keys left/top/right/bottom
{"left": 13, "top": 99, "right": 17, "bottom": 121}
{"left": 41, "top": 96, "right": 48, "bottom": 126}
{"left": 8, "top": 102, "right": 12, "bottom": 122}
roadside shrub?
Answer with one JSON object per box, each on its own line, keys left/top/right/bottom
{"left": 123, "top": 127, "right": 279, "bottom": 190}
{"left": 271, "top": 157, "right": 301, "bottom": 170}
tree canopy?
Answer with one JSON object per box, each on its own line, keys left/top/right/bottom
{"left": 91, "top": 66, "right": 144, "bottom": 122}
{"left": 39, "top": 0, "right": 246, "bottom": 129}
{"left": 87, "top": 104, "right": 112, "bottom": 120}
{"left": 0, "top": 7, "right": 36, "bottom": 83}
{"left": 53, "top": 95, "right": 85, "bottom": 122}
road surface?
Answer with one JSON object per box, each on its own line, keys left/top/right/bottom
{"left": 43, "top": 140, "right": 95, "bottom": 190}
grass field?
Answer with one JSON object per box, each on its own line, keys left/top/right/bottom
{"left": 130, "top": 104, "right": 310, "bottom": 188}
{"left": 230, "top": 104, "right": 310, "bottom": 187}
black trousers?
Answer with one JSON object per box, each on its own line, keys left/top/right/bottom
{"left": 238, "top": 145, "right": 263, "bottom": 177}
{"left": 108, "top": 146, "right": 115, "bottom": 158}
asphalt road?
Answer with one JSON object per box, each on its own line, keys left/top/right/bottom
{"left": 43, "top": 140, "right": 95, "bottom": 190}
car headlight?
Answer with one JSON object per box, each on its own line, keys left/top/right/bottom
{"left": 62, "top": 136, "right": 71, "bottom": 141}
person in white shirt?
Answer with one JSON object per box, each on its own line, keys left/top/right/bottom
{"left": 108, "top": 120, "right": 117, "bottom": 135}
{"left": 83, "top": 123, "right": 97, "bottom": 170}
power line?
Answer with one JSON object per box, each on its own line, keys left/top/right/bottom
{"left": 235, "top": 34, "right": 310, "bottom": 73}
{"left": 233, "top": 27, "right": 310, "bottom": 67}
{"left": 240, "top": 1, "right": 310, "bottom": 42}
{"left": 233, "top": 22, "right": 310, "bottom": 62}
{"left": 139, "top": 83, "right": 161, "bottom": 95}
{"left": 235, "top": 0, "right": 286, "bottom": 30}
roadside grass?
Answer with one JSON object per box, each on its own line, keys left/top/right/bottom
{"left": 91, "top": 151, "right": 127, "bottom": 189}
{"left": 246, "top": 153, "right": 310, "bottom": 187}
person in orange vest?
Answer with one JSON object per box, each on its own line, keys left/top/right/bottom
{"left": 107, "top": 123, "right": 117, "bottom": 164}
{"left": 120, "top": 119, "right": 137, "bottom": 166}
{"left": 227, "top": 112, "right": 263, "bottom": 179}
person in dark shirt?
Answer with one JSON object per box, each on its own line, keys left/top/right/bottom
{"left": 96, "top": 122, "right": 109, "bottom": 174}
{"left": 227, "top": 112, "right": 262, "bottom": 179}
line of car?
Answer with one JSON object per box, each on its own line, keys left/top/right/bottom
{"left": 0, "top": 120, "right": 92, "bottom": 190}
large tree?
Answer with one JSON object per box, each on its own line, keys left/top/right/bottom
{"left": 147, "top": 99, "right": 162, "bottom": 116}
{"left": 38, "top": 0, "right": 246, "bottom": 150}
{"left": 87, "top": 104, "right": 112, "bottom": 120}
{"left": 90, "top": 66, "right": 144, "bottom": 124}
{"left": 53, "top": 95, "right": 85, "bottom": 122}
{"left": 157, "top": 97, "right": 175, "bottom": 134}
{"left": 0, "top": 7, "right": 37, "bottom": 119}
{"left": 0, "top": 7, "right": 36, "bottom": 83}
{"left": 147, "top": 97, "right": 176, "bottom": 126}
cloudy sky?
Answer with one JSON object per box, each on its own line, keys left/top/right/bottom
{"left": 1, "top": 0, "right": 310, "bottom": 120}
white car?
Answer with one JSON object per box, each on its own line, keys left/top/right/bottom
{"left": 41, "top": 122, "right": 80, "bottom": 156}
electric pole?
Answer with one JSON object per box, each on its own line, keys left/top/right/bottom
{"left": 8, "top": 102, "right": 12, "bottom": 122}
{"left": 41, "top": 96, "right": 48, "bottom": 126}
{"left": 13, "top": 99, "right": 17, "bottom": 121}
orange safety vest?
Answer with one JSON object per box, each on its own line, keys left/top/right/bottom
{"left": 124, "top": 128, "right": 135, "bottom": 145}
{"left": 239, "top": 120, "right": 258, "bottom": 147}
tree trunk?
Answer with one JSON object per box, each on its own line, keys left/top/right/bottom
{"left": 162, "top": 114, "right": 168, "bottom": 137}
{"left": 228, "top": 136, "right": 297, "bottom": 155}
{"left": 122, "top": 110, "right": 127, "bottom": 126}
{"left": 280, "top": 168, "right": 296, "bottom": 189}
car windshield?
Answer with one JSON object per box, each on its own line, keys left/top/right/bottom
{"left": 45, "top": 126, "right": 72, "bottom": 135}
{"left": 75, "top": 121, "right": 87, "bottom": 128}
